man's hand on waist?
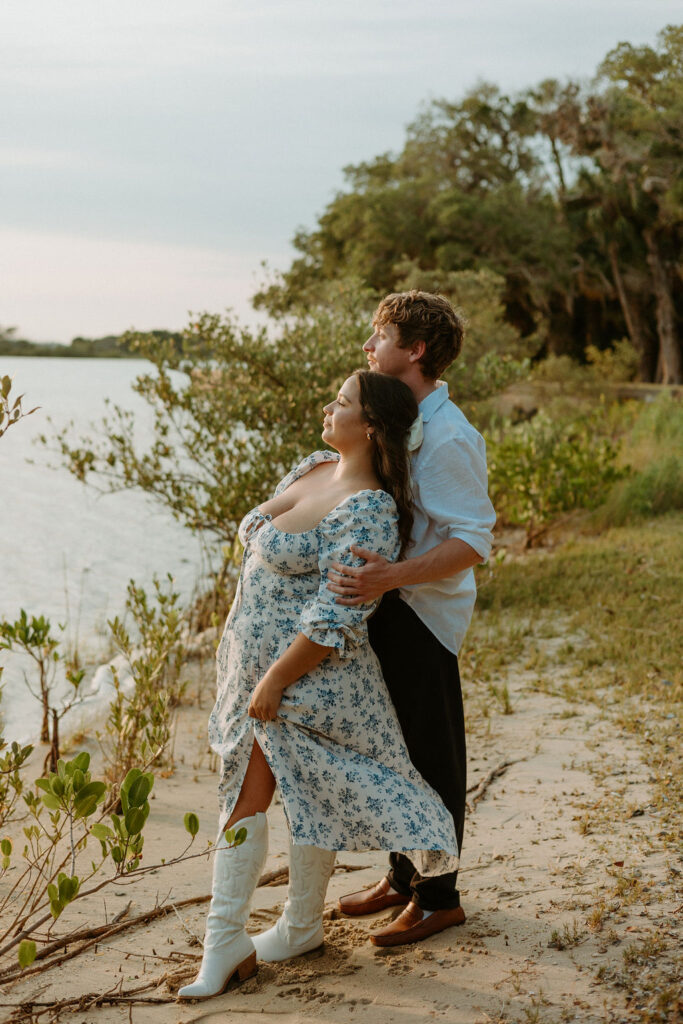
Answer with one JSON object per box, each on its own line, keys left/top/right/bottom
{"left": 328, "top": 546, "right": 398, "bottom": 605}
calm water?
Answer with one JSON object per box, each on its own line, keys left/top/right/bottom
{"left": 0, "top": 357, "right": 212, "bottom": 742}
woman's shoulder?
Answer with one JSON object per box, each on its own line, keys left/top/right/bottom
{"left": 323, "top": 488, "right": 398, "bottom": 531}
{"left": 300, "top": 449, "right": 341, "bottom": 471}
{"left": 319, "top": 489, "right": 399, "bottom": 558}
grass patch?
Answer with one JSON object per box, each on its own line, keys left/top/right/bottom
{"left": 594, "top": 454, "right": 683, "bottom": 528}
{"left": 475, "top": 515, "right": 683, "bottom": 700}
{"left": 548, "top": 918, "right": 585, "bottom": 950}
{"left": 593, "top": 393, "right": 683, "bottom": 528}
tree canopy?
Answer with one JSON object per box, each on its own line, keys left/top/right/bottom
{"left": 254, "top": 26, "right": 682, "bottom": 383}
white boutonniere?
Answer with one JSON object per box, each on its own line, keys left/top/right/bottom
{"left": 407, "top": 413, "right": 424, "bottom": 452}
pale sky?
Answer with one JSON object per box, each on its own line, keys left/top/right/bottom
{"left": 2, "top": 0, "right": 678, "bottom": 342}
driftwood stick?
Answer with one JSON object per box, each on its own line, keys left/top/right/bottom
{"left": 2, "top": 991, "right": 174, "bottom": 1022}
{"left": 0, "top": 895, "right": 209, "bottom": 987}
{"left": 10, "top": 900, "right": 133, "bottom": 973}
{"left": 0, "top": 862, "right": 368, "bottom": 986}
{"left": 466, "top": 758, "right": 520, "bottom": 811}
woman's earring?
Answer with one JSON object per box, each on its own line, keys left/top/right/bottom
{"left": 366, "top": 432, "right": 373, "bottom": 440}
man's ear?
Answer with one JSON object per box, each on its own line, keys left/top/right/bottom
{"left": 408, "top": 339, "right": 426, "bottom": 364}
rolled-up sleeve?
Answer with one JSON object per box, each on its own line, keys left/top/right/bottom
{"left": 418, "top": 435, "right": 496, "bottom": 562}
{"left": 299, "top": 494, "right": 400, "bottom": 657}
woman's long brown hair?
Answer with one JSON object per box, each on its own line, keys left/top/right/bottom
{"left": 355, "top": 370, "right": 418, "bottom": 558}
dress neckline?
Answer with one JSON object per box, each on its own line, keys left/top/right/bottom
{"left": 266, "top": 488, "right": 390, "bottom": 537}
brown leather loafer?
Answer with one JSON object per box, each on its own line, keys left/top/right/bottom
{"left": 370, "top": 901, "right": 466, "bottom": 947}
{"left": 338, "top": 876, "right": 410, "bottom": 917}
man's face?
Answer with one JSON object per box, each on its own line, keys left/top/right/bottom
{"left": 363, "top": 321, "right": 412, "bottom": 379}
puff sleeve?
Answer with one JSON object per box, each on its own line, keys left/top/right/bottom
{"left": 299, "top": 491, "right": 400, "bottom": 658}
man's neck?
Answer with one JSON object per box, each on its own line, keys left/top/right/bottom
{"left": 409, "top": 377, "right": 440, "bottom": 404}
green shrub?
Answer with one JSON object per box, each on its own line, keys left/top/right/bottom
{"left": 48, "top": 286, "right": 536, "bottom": 555}
{"left": 487, "top": 411, "right": 625, "bottom": 543}
{"left": 585, "top": 339, "right": 639, "bottom": 383}
{"left": 0, "top": 612, "right": 84, "bottom": 763}
{"left": 100, "top": 577, "right": 186, "bottom": 789}
{"left": 532, "top": 339, "right": 639, "bottom": 390}
{"left": 0, "top": 750, "right": 209, "bottom": 974}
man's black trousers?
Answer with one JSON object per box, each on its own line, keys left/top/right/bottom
{"left": 368, "top": 592, "right": 466, "bottom": 911}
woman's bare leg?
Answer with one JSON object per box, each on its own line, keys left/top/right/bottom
{"left": 226, "top": 739, "right": 276, "bottom": 829}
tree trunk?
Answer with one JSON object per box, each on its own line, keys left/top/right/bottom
{"left": 40, "top": 669, "right": 50, "bottom": 744}
{"left": 48, "top": 710, "right": 59, "bottom": 774}
{"left": 608, "top": 242, "right": 646, "bottom": 351}
{"left": 644, "top": 229, "right": 682, "bottom": 384}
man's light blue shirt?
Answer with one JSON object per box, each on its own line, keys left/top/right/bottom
{"left": 398, "top": 382, "right": 496, "bottom": 655}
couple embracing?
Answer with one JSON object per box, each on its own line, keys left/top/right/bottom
{"left": 179, "top": 290, "right": 496, "bottom": 1001}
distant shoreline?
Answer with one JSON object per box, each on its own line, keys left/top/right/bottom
{"left": 0, "top": 346, "right": 146, "bottom": 359}
{"left": 0, "top": 348, "right": 146, "bottom": 359}
{"left": 0, "top": 330, "right": 180, "bottom": 360}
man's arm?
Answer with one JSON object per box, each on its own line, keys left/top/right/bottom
{"left": 329, "top": 431, "right": 494, "bottom": 605}
{"left": 328, "top": 538, "right": 481, "bottom": 606}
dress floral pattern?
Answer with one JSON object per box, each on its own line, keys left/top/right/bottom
{"left": 209, "top": 450, "right": 459, "bottom": 875}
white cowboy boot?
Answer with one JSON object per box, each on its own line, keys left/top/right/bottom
{"left": 178, "top": 812, "right": 268, "bottom": 1001}
{"left": 253, "top": 840, "right": 336, "bottom": 962}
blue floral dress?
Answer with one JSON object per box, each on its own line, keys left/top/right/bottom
{"left": 209, "top": 451, "right": 458, "bottom": 875}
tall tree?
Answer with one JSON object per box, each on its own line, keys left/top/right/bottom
{"left": 579, "top": 26, "right": 682, "bottom": 382}
{"left": 254, "top": 30, "right": 682, "bottom": 381}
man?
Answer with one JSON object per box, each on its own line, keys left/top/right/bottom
{"left": 328, "top": 290, "right": 495, "bottom": 946}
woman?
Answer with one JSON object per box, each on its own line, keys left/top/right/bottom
{"left": 179, "top": 370, "right": 458, "bottom": 1002}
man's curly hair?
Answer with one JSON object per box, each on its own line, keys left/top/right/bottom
{"left": 373, "top": 290, "right": 465, "bottom": 380}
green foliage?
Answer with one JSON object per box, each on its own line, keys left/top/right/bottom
{"left": 184, "top": 811, "right": 199, "bottom": 836}
{"left": 254, "top": 30, "right": 683, "bottom": 382}
{"left": 585, "top": 340, "right": 640, "bottom": 383}
{"left": 0, "top": 611, "right": 84, "bottom": 754}
{"left": 0, "top": 748, "right": 204, "bottom": 970}
{"left": 17, "top": 940, "right": 36, "bottom": 969}
{"left": 591, "top": 26, "right": 683, "bottom": 382}
{"left": 594, "top": 394, "right": 683, "bottom": 526}
{"left": 99, "top": 577, "right": 186, "bottom": 786}
{"left": 604, "top": 455, "right": 683, "bottom": 521}
{"left": 530, "top": 339, "right": 641, "bottom": 391}
{"left": 0, "top": 611, "right": 58, "bottom": 658}
{"left": 0, "top": 740, "right": 34, "bottom": 831}
{"left": 0, "top": 330, "right": 180, "bottom": 358}
{"left": 487, "top": 411, "right": 625, "bottom": 542}
{"left": 473, "top": 514, "right": 683, "bottom": 698}
{"left": 224, "top": 825, "right": 248, "bottom": 846}
{"left": 0, "top": 375, "right": 39, "bottom": 438}
{"left": 628, "top": 390, "right": 683, "bottom": 447}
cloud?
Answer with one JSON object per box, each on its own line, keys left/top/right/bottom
{"left": 1, "top": 228, "right": 281, "bottom": 341}
{"left": 2, "top": 0, "right": 678, "bottom": 342}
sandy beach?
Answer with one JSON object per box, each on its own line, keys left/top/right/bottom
{"left": 2, "top": 626, "right": 679, "bottom": 1024}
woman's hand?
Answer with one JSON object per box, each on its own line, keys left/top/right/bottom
{"left": 248, "top": 674, "right": 285, "bottom": 721}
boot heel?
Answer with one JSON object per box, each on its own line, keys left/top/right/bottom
{"left": 236, "top": 950, "right": 257, "bottom": 981}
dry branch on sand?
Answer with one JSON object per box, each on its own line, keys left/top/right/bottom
{"left": 0, "top": 864, "right": 369, "bottom": 992}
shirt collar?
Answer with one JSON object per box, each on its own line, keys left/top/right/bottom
{"left": 418, "top": 381, "right": 449, "bottom": 423}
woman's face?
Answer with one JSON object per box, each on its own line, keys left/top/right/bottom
{"left": 321, "top": 375, "right": 372, "bottom": 452}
